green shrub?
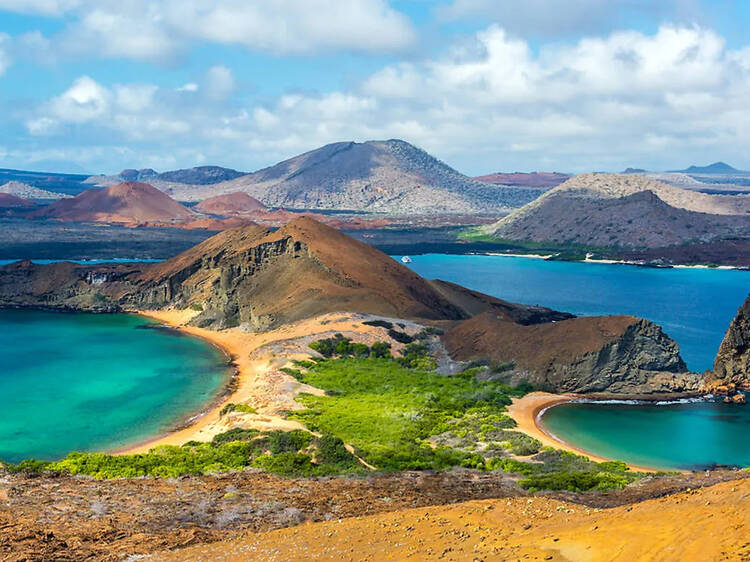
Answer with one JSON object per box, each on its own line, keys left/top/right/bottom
{"left": 290, "top": 356, "right": 521, "bottom": 471}
{"left": 280, "top": 367, "right": 305, "bottom": 381}
{"left": 5, "top": 458, "right": 51, "bottom": 475}
{"left": 267, "top": 430, "right": 313, "bottom": 454}
{"left": 252, "top": 452, "right": 317, "bottom": 476}
{"left": 24, "top": 427, "right": 364, "bottom": 479}
{"left": 519, "top": 470, "right": 632, "bottom": 492}
{"left": 211, "top": 428, "right": 260, "bottom": 445}
{"left": 387, "top": 329, "right": 414, "bottom": 344}
{"left": 362, "top": 319, "right": 393, "bottom": 329}
{"left": 369, "top": 342, "right": 392, "bottom": 358}
{"left": 491, "top": 361, "right": 516, "bottom": 374}
{"left": 219, "top": 403, "right": 258, "bottom": 416}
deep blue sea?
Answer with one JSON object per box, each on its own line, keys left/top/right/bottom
{"left": 397, "top": 254, "right": 750, "bottom": 372}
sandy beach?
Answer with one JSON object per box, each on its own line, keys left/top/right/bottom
{"left": 506, "top": 392, "right": 661, "bottom": 472}
{"left": 116, "top": 310, "right": 414, "bottom": 454}
{"left": 483, "top": 252, "right": 555, "bottom": 259}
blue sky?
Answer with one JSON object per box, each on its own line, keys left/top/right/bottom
{"left": 0, "top": 0, "right": 749, "bottom": 175}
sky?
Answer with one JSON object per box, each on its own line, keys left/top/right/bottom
{"left": 0, "top": 0, "right": 748, "bottom": 175}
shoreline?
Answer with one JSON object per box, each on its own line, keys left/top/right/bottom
{"left": 112, "top": 310, "right": 391, "bottom": 455}
{"left": 113, "top": 309, "right": 316, "bottom": 454}
{"left": 109, "top": 310, "right": 243, "bottom": 455}
{"left": 506, "top": 392, "right": 671, "bottom": 473}
{"left": 472, "top": 251, "right": 746, "bottom": 270}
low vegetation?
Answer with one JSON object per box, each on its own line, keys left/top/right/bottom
{"left": 459, "top": 228, "right": 612, "bottom": 261}
{"left": 4, "top": 429, "right": 363, "bottom": 479}
{"left": 219, "top": 403, "right": 258, "bottom": 416}
{"left": 488, "top": 449, "right": 648, "bottom": 492}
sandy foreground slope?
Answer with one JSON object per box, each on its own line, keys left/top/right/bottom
{"left": 152, "top": 478, "right": 750, "bottom": 561}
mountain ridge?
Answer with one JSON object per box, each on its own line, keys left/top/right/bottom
{"left": 157, "top": 139, "right": 541, "bottom": 213}
{"left": 677, "top": 162, "right": 742, "bottom": 174}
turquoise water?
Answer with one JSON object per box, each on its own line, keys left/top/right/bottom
{"left": 399, "top": 254, "right": 750, "bottom": 372}
{"left": 542, "top": 401, "right": 750, "bottom": 470}
{"left": 0, "top": 309, "right": 229, "bottom": 463}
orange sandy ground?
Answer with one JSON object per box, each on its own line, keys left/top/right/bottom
{"left": 152, "top": 477, "right": 750, "bottom": 561}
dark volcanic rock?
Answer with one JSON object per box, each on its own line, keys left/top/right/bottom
{"left": 157, "top": 166, "right": 246, "bottom": 185}
{"left": 444, "top": 311, "right": 700, "bottom": 395}
{"left": 711, "top": 294, "right": 750, "bottom": 388}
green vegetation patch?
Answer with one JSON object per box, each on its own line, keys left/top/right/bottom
{"left": 219, "top": 403, "right": 258, "bottom": 416}
{"left": 309, "top": 333, "right": 391, "bottom": 359}
{"left": 488, "top": 449, "right": 647, "bottom": 492}
{"left": 289, "top": 355, "right": 525, "bottom": 471}
{"left": 3, "top": 429, "right": 363, "bottom": 479}
{"left": 431, "top": 410, "right": 541, "bottom": 457}
{"left": 2, "top": 340, "right": 652, "bottom": 493}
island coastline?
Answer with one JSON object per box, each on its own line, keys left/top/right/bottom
{"left": 507, "top": 392, "right": 672, "bottom": 473}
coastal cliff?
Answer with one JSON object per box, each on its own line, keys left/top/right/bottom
{"left": 444, "top": 312, "right": 700, "bottom": 395}
{"left": 710, "top": 294, "right": 750, "bottom": 390}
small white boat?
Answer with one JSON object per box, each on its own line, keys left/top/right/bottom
{"left": 401, "top": 256, "right": 412, "bottom": 263}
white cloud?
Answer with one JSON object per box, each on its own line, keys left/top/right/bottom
{"left": 3, "top": 0, "right": 415, "bottom": 62}
{"left": 48, "top": 75, "right": 111, "bottom": 123}
{"left": 177, "top": 83, "right": 199, "bottom": 92}
{"left": 168, "top": 0, "right": 415, "bottom": 54}
{"left": 203, "top": 65, "right": 235, "bottom": 100}
{"left": 20, "top": 24, "right": 750, "bottom": 174}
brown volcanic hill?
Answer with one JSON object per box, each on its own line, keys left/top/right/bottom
{"left": 710, "top": 294, "right": 750, "bottom": 390}
{"left": 36, "top": 182, "right": 197, "bottom": 224}
{"left": 473, "top": 172, "right": 569, "bottom": 188}
{"left": 444, "top": 311, "right": 698, "bottom": 394}
{"left": 0, "top": 217, "right": 568, "bottom": 332}
{"left": 159, "top": 140, "right": 540, "bottom": 214}
{"left": 194, "top": 192, "right": 268, "bottom": 215}
{"left": 135, "top": 217, "right": 476, "bottom": 329}
{"left": 0, "top": 193, "right": 36, "bottom": 208}
{"left": 482, "top": 173, "right": 750, "bottom": 249}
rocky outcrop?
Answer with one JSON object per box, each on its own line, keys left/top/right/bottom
{"left": 0, "top": 259, "right": 142, "bottom": 311}
{"left": 444, "top": 312, "right": 700, "bottom": 395}
{"left": 710, "top": 295, "right": 750, "bottom": 389}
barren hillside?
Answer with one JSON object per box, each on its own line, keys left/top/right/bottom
{"left": 483, "top": 173, "right": 750, "bottom": 248}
